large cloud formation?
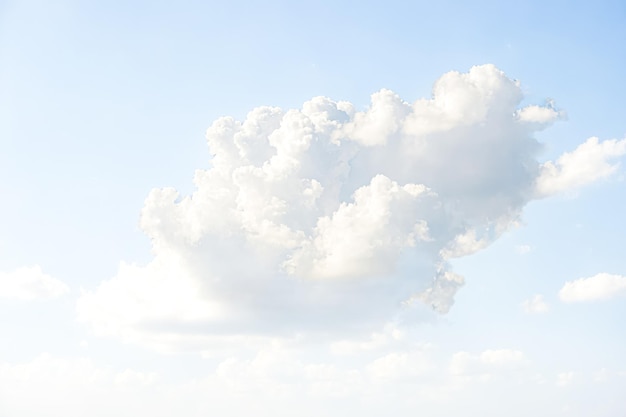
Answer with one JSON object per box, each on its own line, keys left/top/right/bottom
{"left": 77, "top": 65, "right": 625, "bottom": 351}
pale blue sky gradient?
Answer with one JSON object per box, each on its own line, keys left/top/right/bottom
{"left": 1, "top": 1, "right": 625, "bottom": 416}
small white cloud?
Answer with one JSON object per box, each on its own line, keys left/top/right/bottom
{"left": 330, "top": 325, "right": 407, "bottom": 355}
{"left": 366, "top": 350, "right": 434, "bottom": 380}
{"left": 0, "top": 266, "right": 69, "bottom": 300}
{"left": 521, "top": 294, "right": 549, "bottom": 314}
{"left": 515, "top": 244, "right": 531, "bottom": 255}
{"left": 479, "top": 349, "right": 525, "bottom": 365}
{"left": 593, "top": 368, "right": 610, "bottom": 383}
{"left": 556, "top": 371, "right": 577, "bottom": 387}
{"left": 515, "top": 101, "right": 565, "bottom": 127}
{"left": 559, "top": 273, "right": 626, "bottom": 303}
{"left": 450, "top": 349, "right": 527, "bottom": 378}
{"left": 114, "top": 369, "right": 158, "bottom": 387}
{"left": 535, "top": 137, "right": 626, "bottom": 197}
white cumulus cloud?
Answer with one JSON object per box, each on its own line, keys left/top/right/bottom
{"left": 535, "top": 137, "right": 626, "bottom": 197}
{"left": 556, "top": 371, "right": 578, "bottom": 387}
{"left": 366, "top": 350, "right": 435, "bottom": 380}
{"left": 449, "top": 349, "right": 528, "bottom": 381}
{"left": 515, "top": 101, "right": 565, "bottom": 128}
{"left": 559, "top": 273, "right": 626, "bottom": 303}
{"left": 522, "top": 294, "right": 550, "bottom": 314}
{"left": 76, "top": 64, "right": 626, "bottom": 351}
{"left": 0, "top": 265, "right": 69, "bottom": 300}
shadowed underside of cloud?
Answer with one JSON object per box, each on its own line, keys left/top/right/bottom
{"left": 76, "top": 64, "right": 625, "bottom": 351}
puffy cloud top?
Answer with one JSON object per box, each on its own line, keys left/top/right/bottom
{"left": 535, "top": 137, "right": 626, "bottom": 197}
{"left": 77, "top": 65, "right": 625, "bottom": 352}
{"left": 559, "top": 273, "right": 626, "bottom": 303}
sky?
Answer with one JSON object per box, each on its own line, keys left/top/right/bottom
{"left": 1, "top": 1, "right": 626, "bottom": 416}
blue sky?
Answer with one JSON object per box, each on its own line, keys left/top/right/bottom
{"left": 1, "top": 1, "right": 626, "bottom": 416}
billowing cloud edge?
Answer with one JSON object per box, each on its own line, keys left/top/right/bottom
{"left": 75, "top": 64, "right": 625, "bottom": 351}
{"left": 559, "top": 273, "right": 626, "bottom": 303}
